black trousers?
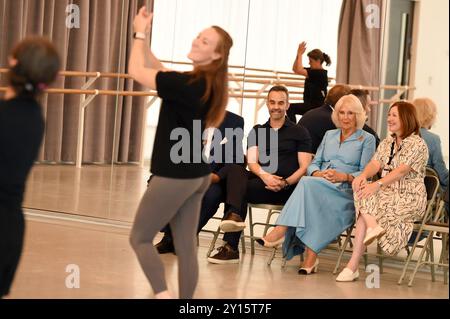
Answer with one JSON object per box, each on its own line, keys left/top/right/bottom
{"left": 287, "top": 102, "right": 320, "bottom": 123}
{"left": 161, "top": 164, "right": 247, "bottom": 239}
{"left": 162, "top": 165, "right": 295, "bottom": 251}
{"left": 222, "top": 166, "right": 296, "bottom": 250}
{"left": 0, "top": 206, "right": 25, "bottom": 298}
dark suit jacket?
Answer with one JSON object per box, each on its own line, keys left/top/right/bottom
{"left": 209, "top": 111, "right": 245, "bottom": 177}
{"left": 147, "top": 111, "right": 244, "bottom": 186}
{"left": 298, "top": 104, "right": 335, "bottom": 153}
{"left": 298, "top": 104, "right": 380, "bottom": 153}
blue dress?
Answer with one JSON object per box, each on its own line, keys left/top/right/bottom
{"left": 276, "top": 129, "right": 376, "bottom": 260}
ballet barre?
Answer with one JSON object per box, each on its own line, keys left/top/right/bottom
{"left": 0, "top": 66, "right": 414, "bottom": 168}
{"left": 0, "top": 85, "right": 307, "bottom": 99}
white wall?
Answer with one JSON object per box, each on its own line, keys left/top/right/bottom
{"left": 413, "top": 0, "right": 449, "bottom": 166}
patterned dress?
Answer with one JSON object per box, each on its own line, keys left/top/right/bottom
{"left": 355, "top": 134, "right": 429, "bottom": 256}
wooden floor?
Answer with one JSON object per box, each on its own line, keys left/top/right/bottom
{"left": 5, "top": 214, "right": 448, "bottom": 299}
{"left": 12, "top": 164, "right": 448, "bottom": 299}
{"left": 24, "top": 164, "right": 149, "bottom": 222}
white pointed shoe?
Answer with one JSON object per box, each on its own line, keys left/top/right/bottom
{"left": 336, "top": 267, "right": 359, "bottom": 282}
{"left": 363, "top": 225, "right": 385, "bottom": 246}
{"left": 298, "top": 259, "right": 319, "bottom": 275}
{"left": 256, "top": 237, "right": 284, "bottom": 248}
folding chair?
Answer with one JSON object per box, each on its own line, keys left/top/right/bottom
{"left": 247, "top": 203, "right": 306, "bottom": 267}
{"left": 333, "top": 174, "right": 440, "bottom": 278}
{"left": 205, "top": 214, "right": 246, "bottom": 258}
{"left": 333, "top": 224, "right": 363, "bottom": 273}
{"left": 247, "top": 203, "right": 284, "bottom": 265}
{"left": 425, "top": 166, "right": 442, "bottom": 209}
{"left": 400, "top": 181, "right": 449, "bottom": 286}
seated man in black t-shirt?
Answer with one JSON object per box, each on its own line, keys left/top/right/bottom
{"left": 207, "top": 85, "right": 313, "bottom": 264}
{"left": 154, "top": 110, "right": 246, "bottom": 254}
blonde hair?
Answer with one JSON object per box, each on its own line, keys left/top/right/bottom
{"left": 412, "top": 97, "right": 437, "bottom": 128}
{"left": 332, "top": 94, "right": 367, "bottom": 129}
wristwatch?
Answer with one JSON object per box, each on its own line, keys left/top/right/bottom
{"left": 133, "top": 32, "right": 146, "bottom": 40}
{"left": 282, "top": 179, "right": 290, "bottom": 189}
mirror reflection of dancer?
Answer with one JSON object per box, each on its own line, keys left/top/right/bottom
{"left": 128, "top": 7, "right": 233, "bottom": 299}
{"left": 0, "top": 37, "right": 60, "bottom": 298}
{"left": 287, "top": 41, "right": 331, "bottom": 122}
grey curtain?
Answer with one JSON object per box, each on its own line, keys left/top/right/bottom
{"left": 336, "top": 0, "right": 383, "bottom": 131}
{"left": 0, "top": 0, "right": 152, "bottom": 164}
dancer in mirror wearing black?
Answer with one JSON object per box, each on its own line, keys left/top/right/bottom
{"left": 287, "top": 41, "right": 330, "bottom": 123}
{"left": 128, "top": 7, "right": 233, "bottom": 299}
{"left": 0, "top": 37, "right": 60, "bottom": 298}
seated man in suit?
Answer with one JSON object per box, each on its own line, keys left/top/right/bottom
{"left": 154, "top": 110, "right": 246, "bottom": 255}
{"left": 350, "top": 89, "right": 380, "bottom": 147}
{"left": 207, "top": 85, "right": 313, "bottom": 264}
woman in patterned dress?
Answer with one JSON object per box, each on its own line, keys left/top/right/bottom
{"left": 336, "top": 101, "right": 428, "bottom": 282}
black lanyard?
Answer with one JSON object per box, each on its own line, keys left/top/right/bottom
{"left": 387, "top": 140, "right": 402, "bottom": 166}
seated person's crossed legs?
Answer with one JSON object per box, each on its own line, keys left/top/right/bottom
{"left": 207, "top": 165, "right": 296, "bottom": 264}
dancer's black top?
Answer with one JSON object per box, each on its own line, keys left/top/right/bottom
{"left": 303, "top": 68, "right": 328, "bottom": 108}
{"left": 0, "top": 95, "right": 44, "bottom": 211}
{"left": 151, "top": 71, "right": 211, "bottom": 179}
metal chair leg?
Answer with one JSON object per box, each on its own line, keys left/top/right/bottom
{"left": 206, "top": 226, "right": 221, "bottom": 257}
{"left": 248, "top": 206, "right": 255, "bottom": 255}
{"left": 337, "top": 236, "right": 342, "bottom": 249}
{"left": 363, "top": 247, "right": 368, "bottom": 269}
{"left": 408, "top": 232, "right": 434, "bottom": 287}
{"left": 281, "top": 256, "right": 287, "bottom": 268}
{"left": 267, "top": 247, "right": 277, "bottom": 266}
{"left": 399, "top": 227, "right": 425, "bottom": 284}
{"left": 240, "top": 232, "right": 246, "bottom": 254}
{"left": 439, "top": 234, "right": 445, "bottom": 266}
{"left": 443, "top": 233, "right": 449, "bottom": 284}
{"left": 333, "top": 229, "right": 352, "bottom": 274}
{"left": 429, "top": 235, "right": 436, "bottom": 282}
{"left": 376, "top": 244, "right": 383, "bottom": 274}
{"left": 263, "top": 209, "right": 273, "bottom": 236}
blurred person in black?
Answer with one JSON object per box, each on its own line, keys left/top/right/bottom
{"left": 0, "top": 37, "right": 60, "bottom": 298}
{"left": 287, "top": 42, "right": 331, "bottom": 122}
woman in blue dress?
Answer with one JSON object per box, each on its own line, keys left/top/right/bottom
{"left": 257, "top": 94, "right": 376, "bottom": 274}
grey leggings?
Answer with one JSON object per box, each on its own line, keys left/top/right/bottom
{"left": 130, "top": 175, "right": 210, "bottom": 298}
